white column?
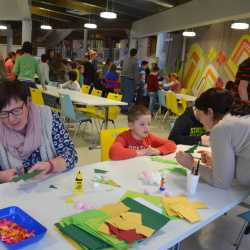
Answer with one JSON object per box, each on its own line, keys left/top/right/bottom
{"left": 6, "top": 25, "right": 13, "bottom": 53}
{"left": 129, "top": 30, "right": 137, "bottom": 50}
{"left": 156, "top": 32, "right": 167, "bottom": 70}
{"left": 22, "top": 18, "right": 32, "bottom": 43}
{"left": 83, "top": 29, "right": 88, "bottom": 55}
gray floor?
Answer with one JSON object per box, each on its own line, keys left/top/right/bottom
{"left": 71, "top": 114, "right": 250, "bottom": 250}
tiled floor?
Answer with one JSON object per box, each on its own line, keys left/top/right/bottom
{"left": 71, "top": 114, "right": 250, "bottom": 250}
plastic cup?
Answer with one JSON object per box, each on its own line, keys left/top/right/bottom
{"left": 186, "top": 172, "right": 199, "bottom": 196}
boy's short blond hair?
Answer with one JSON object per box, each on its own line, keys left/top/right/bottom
{"left": 128, "top": 105, "right": 151, "bottom": 123}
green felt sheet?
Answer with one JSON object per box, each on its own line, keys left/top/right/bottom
{"left": 151, "top": 157, "right": 179, "bottom": 165}
{"left": 60, "top": 210, "right": 127, "bottom": 250}
{"left": 55, "top": 223, "right": 113, "bottom": 250}
{"left": 120, "top": 190, "right": 162, "bottom": 207}
{"left": 12, "top": 169, "right": 44, "bottom": 182}
{"left": 121, "top": 197, "right": 169, "bottom": 230}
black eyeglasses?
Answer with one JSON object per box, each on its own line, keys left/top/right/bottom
{"left": 0, "top": 103, "right": 25, "bottom": 119}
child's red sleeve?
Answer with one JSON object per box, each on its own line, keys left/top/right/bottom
{"left": 109, "top": 135, "right": 137, "bottom": 160}
{"left": 149, "top": 133, "right": 177, "bottom": 154}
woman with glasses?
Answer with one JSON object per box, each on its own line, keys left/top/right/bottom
{"left": 0, "top": 80, "right": 78, "bottom": 183}
{"left": 176, "top": 88, "right": 250, "bottom": 189}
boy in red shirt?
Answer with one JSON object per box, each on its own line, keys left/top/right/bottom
{"left": 109, "top": 105, "right": 176, "bottom": 160}
{"left": 147, "top": 65, "right": 160, "bottom": 115}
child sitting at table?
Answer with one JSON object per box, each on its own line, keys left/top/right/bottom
{"left": 61, "top": 71, "right": 80, "bottom": 91}
{"left": 109, "top": 105, "right": 176, "bottom": 160}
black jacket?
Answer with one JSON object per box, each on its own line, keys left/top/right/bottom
{"left": 168, "top": 107, "right": 205, "bottom": 145}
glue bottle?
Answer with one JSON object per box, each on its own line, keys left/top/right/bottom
{"left": 159, "top": 174, "right": 166, "bottom": 192}
{"left": 73, "top": 171, "right": 83, "bottom": 195}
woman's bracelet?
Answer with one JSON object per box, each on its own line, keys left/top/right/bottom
{"left": 46, "top": 160, "right": 55, "bottom": 174}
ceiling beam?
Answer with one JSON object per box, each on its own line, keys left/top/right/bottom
{"left": 31, "top": 6, "right": 87, "bottom": 22}
{"left": 143, "top": 0, "right": 174, "bottom": 8}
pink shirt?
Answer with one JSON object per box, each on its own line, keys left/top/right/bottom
{"left": 5, "top": 59, "right": 15, "bottom": 81}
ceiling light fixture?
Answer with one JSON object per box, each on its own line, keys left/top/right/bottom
{"left": 84, "top": 23, "right": 97, "bottom": 29}
{"left": 230, "top": 22, "right": 249, "bottom": 30}
{"left": 182, "top": 31, "right": 196, "bottom": 37}
{"left": 0, "top": 25, "right": 7, "bottom": 30}
{"left": 40, "top": 24, "right": 52, "bottom": 30}
{"left": 100, "top": 0, "right": 117, "bottom": 19}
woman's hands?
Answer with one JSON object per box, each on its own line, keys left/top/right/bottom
{"left": 28, "top": 161, "right": 52, "bottom": 180}
{"left": 198, "top": 150, "right": 213, "bottom": 167}
{"left": 176, "top": 151, "right": 195, "bottom": 170}
{"left": 0, "top": 169, "right": 17, "bottom": 183}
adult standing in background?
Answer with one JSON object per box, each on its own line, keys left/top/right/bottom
{"left": 13, "top": 41, "right": 40, "bottom": 89}
{"left": 5, "top": 52, "right": 16, "bottom": 81}
{"left": 236, "top": 57, "right": 250, "bottom": 102}
{"left": 83, "top": 52, "right": 95, "bottom": 87}
{"left": 39, "top": 54, "right": 51, "bottom": 89}
{"left": 120, "top": 48, "right": 140, "bottom": 113}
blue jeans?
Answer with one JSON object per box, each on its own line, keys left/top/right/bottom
{"left": 148, "top": 91, "right": 158, "bottom": 113}
{"left": 121, "top": 77, "right": 135, "bottom": 111}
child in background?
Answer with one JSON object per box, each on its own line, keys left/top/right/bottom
{"left": 4, "top": 52, "right": 16, "bottom": 81}
{"left": 166, "top": 73, "right": 182, "bottom": 93}
{"left": 61, "top": 71, "right": 80, "bottom": 91}
{"left": 104, "top": 64, "right": 120, "bottom": 94}
{"left": 72, "top": 62, "right": 80, "bottom": 82}
{"left": 79, "top": 64, "right": 85, "bottom": 87}
{"left": 147, "top": 65, "right": 160, "bottom": 115}
{"left": 109, "top": 105, "right": 176, "bottom": 160}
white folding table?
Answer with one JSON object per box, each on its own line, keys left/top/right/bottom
{"left": 38, "top": 85, "right": 127, "bottom": 129}
{"left": 0, "top": 145, "right": 248, "bottom": 250}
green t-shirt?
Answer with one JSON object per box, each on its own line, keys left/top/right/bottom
{"left": 13, "top": 54, "right": 39, "bottom": 81}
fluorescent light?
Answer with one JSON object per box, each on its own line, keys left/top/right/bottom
{"left": 40, "top": 25, "right": 52, "bottom": 30}
{"left": 231, "top": 22, "right": 249, "bottom": 30}
{"left": 182, "top": 31, "right": 196, "bottom": 37}
{"left": 84, "top": 23, "right": 97, "bottom": 29}
{"left": 0, "top": 25, "right": 7, "bottom": 30}
{"left": 100, "top": 11, "right": 117, "bottom": 19}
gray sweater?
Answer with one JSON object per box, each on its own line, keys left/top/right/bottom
{"left": 200, "top": 114, "right": 250, "bottom": 189}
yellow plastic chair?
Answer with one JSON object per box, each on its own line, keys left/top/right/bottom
{"left": 166, "top": 91, "right": 187, "bottom": 116}
{"left": 91, "top": 88, "right": 103, "bottom": 97}
{"left": 100, "top": 127, "right": 128, "bottom": 161}
{"left": 96, "top": 93, "right": 122, "bottom": 129}
{"left": 180, "top": 88, "right": 188, "bottom": 94}
{"left": 81, "top": 85, "right": 91, "bottom": 94}
{"left": 30, "top": 88, "right": 44, "bottom": 106}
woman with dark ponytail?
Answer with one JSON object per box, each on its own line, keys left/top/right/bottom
{"left": 176, "top": 88, "right": 250, "bottom": 189}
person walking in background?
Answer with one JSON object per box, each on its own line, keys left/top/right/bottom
{"left": 120, "top": 48, "right": 140, "bottom": 113}
{"left": 4, "top": 52, "right": 16, "bottom": 81}
{"left": 137, "top": 60, "right": 149, "bottom": 105}
{"left": 39, "top": 54, "right": 51, "bottom": 89}
{"left": 147, "top": 65, "right": 160, "bottom": 116}
{"left": 13, "top": 41, "right": 40, "bottom": 89}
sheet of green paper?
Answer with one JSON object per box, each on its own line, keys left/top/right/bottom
{"left": 159, "top": 167, "right": 187, "bottom": 176}
{"left": 55, "top": 223, "right": 113, "bottom": 250}
{"left": 60, "top": 210, "right": 127, "bottom": 250}
{"left": 184, "top": 144, "right": 199, "bottom": 154}
{"left": 121, "top": 197, "right": 169, "bottom": 231}
{"left": 12, "top": 169, "right": 44, "bottom": 182}
{"left": 151, "top": 157, "right": 179, "bottom": 165}
{"left": 120, "top": 190, "right": 162, "bottom": 207}
{"left": 94, "top": 169, "right": 108, "bottom": 174}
